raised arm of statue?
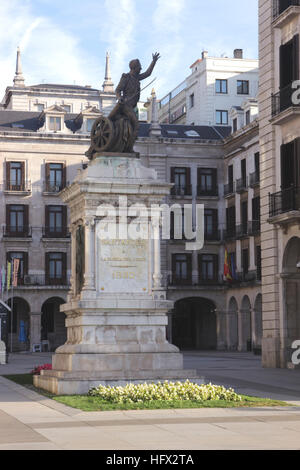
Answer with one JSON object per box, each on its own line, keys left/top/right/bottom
{"left": 139, "top": 52, "right": 160, "bottom": 81}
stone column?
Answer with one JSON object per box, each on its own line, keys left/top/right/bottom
{"left": 152, "top": 218, "right": 162, "bottom": 290}
{"left": 30, "top": 313, "right": 41, "bottom": 352}
{"left": 238, "top": 309, "right": 251, "bottom": 352}
{"left": 82, "top": 218, "right": 95, "bottom": 293}
{"left": 216, "top": 310, "right": 227, "bottom": 350}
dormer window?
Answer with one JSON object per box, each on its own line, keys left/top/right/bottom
{"left": 49, "top": 117, "right": 62, "bottom": 131}
{"left": 87, "top": 118, "right": 96, "bottom": 132}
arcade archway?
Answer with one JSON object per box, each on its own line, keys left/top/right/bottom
{"left": 7, "top": 297, "right": 30, "bottom": 352}
{"left": 41, "top": 297, "right": 66, "bottom": 351}
{"left": 282, "top": 237, "right": 300, "bottom": 347}
{"left": 172, "top": 298, "right": 217, "bottom": 350}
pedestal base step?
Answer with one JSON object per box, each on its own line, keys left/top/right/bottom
{"left": 34, "top": 369, "right": 203, "bottom": 395}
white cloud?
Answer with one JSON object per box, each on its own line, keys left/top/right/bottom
{"left": 101, "top": 0, "right": 136, "bottom": 86}
{"left": 0, "top": 0, "right": 101, "bottom": 100}
{"left": 149, "top": 0, "right": 185, "bottom": 99}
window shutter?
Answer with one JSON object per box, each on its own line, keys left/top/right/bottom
{"left": 6, "top": 205, "right": 10, "bottom": 232}
{"left": 62, "top": 252, "right": 67, "bottom": 284}
{"left": 45, "top": 163, "right": 50, "bottom": 187}
{"left": 6, "top": 162, "right": 11, "bottom": 190}
{"left": 293, "top": 34, "right": 299, "bottom": 81}
{"left": 24, "top": 206, "right": 29, "bottom": 236}
{"left": 213, "top": 209, "right": 218, "bottom": 231}
{"left": 62, "top": 165, "right": 67, "bottom": 188}
{"left": 186, "top": 167, "right": 191, "bottom": 194}
{"left": 198, "top": 254, "right": 203, "bottom": 280}
{"left": 23, "top": 252, "right": 28, "bottom": 276}
{"left": 62, "top": 206, "right": 67, "bottom": 236}
{"left": 212, "top": 169, "right": 217, "bottom": 193}
{"left": 21, "top": 161, "right": 25, "bottom": 188}
{"left": 187, "top": 254, "right": 192, "bottom": 282}
{"left": 45, "top": 253, "right": 50, "bottom": 285}
{"left": 281, "top": 142, "right": 294, "bottom": 189}
{"left": 45, "top": 206, "right": 50, "bottom": 237}
{"left": 171, "top": 167, "right": 175, "bottom": 183}
{"left": 213, "top": 254, "right": 219, "bottom": 281}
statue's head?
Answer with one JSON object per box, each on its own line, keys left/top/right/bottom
{"left": 129, "top": 59, "right": 141, "bottom": 74}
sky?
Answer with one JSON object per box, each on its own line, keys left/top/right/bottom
{"left": 0, "top": 0, "right": 258, "bottom": 103}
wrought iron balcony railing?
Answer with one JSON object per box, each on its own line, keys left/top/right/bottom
{"left": 224, "top": 227, "right": 236, "bottom": 240}
{"left": 42, "top": 227, "right": 70, "bottom": 238}
{"left": 5, "top": 180, "right": 31, "bottom": 192}
{"left": 224, "top": 182, "right": 235, "bottom": 197}
{"left": 204, "top": 229, "right": 222, "bottom": 242}
{"left": 236, "top": 224, "right": 249, "bottom": 239}
{"left": 271, "top": 83, "right": 299, "bottom": 117}
{"left": 249, "top": 171, "right": 260, "bottom": 187}
{"left": 3, "top": 226, "right": 32, "bottom": 238}
{"left": 236, "top": 177, "right": 248, "bottom": 193}
{"left": 170, "top": 185, "right": 192, "bottom": 197}
{"left": 44, "top": 181, "right": 67, "bottom": 193}
{"left": 273, "top": 0, "right": 300, "bottom": 19}
{"left": 269, "top": 186, "right": 300, "bottom": 217}
{"left": 167, "top": 274, "right": 224, "bottom": 287}
{"left": 197, "top": 186, "right": 219, "bottom": 197}
{"left": 22, "top": 273, "right": 70, "bottom": 287}
{"left": 248, "top": 220, "right": 261, "bottom": 235}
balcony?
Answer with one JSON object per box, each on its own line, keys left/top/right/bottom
{"left": 271, "top": 83, "right": 300, "bottom": 124}
{"left": 236, "top": 224, "right": 249, "bottom": 239}
{"left": 249, "top": 171, "right": 260, "bottom": 187}
{"left": 204, "top": 229, "right": 221, "bottom": 242}
{"left": 22, "top": 274, "right": 70, "bottom": 288}
{"left": 273, "top": 0, "right": 300, "bottom": 26}
{"left": 170, "top": 185, "right": 192, "bottom": 197}
{"left": 269, "top": 186, "right": 300, "bottom": 222}
{"left": 4, "top": 180, "right": 31, "bottom": 193}
{"left": 224, "top": 182, "right": 235, "bottom": 198}
{"left": 248, "top": 220, "right": 261, "bottom": 236}
{"left": 42, "top": 227, "right": 70, "bottom": 239}
{"left": 236, "top": 177, "right": 248, "bottom": 193}
{"left": 167, "top": 274, "right": 224, "bottom": 288}
{"left": 197, "top": 186, "right": 219, "bottom": 198}
{"left": 3, "top": 226, "right": 32, "bottom": 238}
{"left": 44, "top": 182, "right": 67, "bottom": 193}
{"left": 224, "top": 227, "right": 237, "bottom": 240}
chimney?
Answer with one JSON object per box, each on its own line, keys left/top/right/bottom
{"left": 202, "top": 51, "right": 208, "bottom": 60}
{"left": 234, "top": 49, "right": 243, "bottom": 59}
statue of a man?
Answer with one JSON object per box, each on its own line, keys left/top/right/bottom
{"left": 108, "top": 53, "right": 160, "bottom": 152}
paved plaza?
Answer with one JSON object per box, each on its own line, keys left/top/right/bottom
{"left": 0, "top": 351, "right": 299, "bottom": 450}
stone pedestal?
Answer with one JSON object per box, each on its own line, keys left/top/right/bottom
{"left": 34, "top": 154, "right": 199, "bottom": 394}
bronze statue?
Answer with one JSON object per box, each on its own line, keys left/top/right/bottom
{"left": 86, "top": 53, "right": 160, "bottom": 158}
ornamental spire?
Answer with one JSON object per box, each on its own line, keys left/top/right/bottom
{"left": 102, "top": 52, "right": 114, "bottom": 93}
{"left": 13, "top": 47, "right": 25, "bottom": 87}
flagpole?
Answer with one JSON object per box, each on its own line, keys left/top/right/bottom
{"left": 10, "top": 284, "right": 13, "bottom": 354}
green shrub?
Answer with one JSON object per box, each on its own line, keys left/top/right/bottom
{"left": 88, "top": 380, "right": 242, "bottom": 404}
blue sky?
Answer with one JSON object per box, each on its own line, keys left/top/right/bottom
{"left": 0, "top": 0, "right": 258, "bottom": 102}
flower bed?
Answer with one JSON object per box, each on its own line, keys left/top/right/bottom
{"left": 88, "top": 380, "right": 242, "bottom": 404}
{"left": 31, "top": 364, "right": 52, "bottom": 375}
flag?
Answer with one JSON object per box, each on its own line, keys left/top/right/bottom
{"left": 12, "top": 258, "right": 20, "bottom": 288}
{"left": 7, "top": 262, "right": 11, "bottom": 291}
{"left": 230, "top": 253, "right": 237, "bottom": 281}
{"left": 224, "top": 249, "right": 233, "bottom": 281}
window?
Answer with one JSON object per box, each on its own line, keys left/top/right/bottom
{"left": 256, "top": 246, "right": 262, "bottom": 281}
{"left": 171, "top": 167, "right": 191, "bottom": 196}
{"left": 61, "top": 105, "right": 71, "bottom": 113}
{"left": 242, "top": 248, "right": 249, "bottom": 276}
{"left": 245, "top": 110, "right": 250, "bottom": 125}
{"left": 189, "top": 93, "right": 194, "bottom": 108}
{"left": 252, "top": 197, "right": 261, "bottom": 232}
{"left": 45, "top": 206, "right": 67, "bottom": 237}
{"left": 255, "top": 152, "right": 260, "bottom": 176}
{"left": 280, "top": 35, "right": 299, "bottom": 89}
{"left": 7, "top": 252, "right": 28, "bottom": 284}
{"left": 226, "top": 206, "right": 236, "bottom": 236}
{"left": 232, "top": 118, "right": 237, "bottom": 133}
{"left": 199, "top": 254, "right": 218, "bottom": 282}
{"left": 241, "top": 159, "right": 247, "bottom": 186}
{"left": 36, "top": 104, "right": 45, "bottom": 112}
{"left": 204, "top": 209, "right": 218, "bottom": 240}
{"left": 6, "top": 205, "right": 29, "bottom": 237}
{"left": 171, "top": 254, "right": 192, "bottom": 285}
{"left": 215, "top": 79, "right": 228, "bottom": 94}
{"left": 198, "top": 168, "right": 218, "bottom": 196}
{"left": 237, "top": 80, "right": 249, "bottom": 95}
{"left": 216, "top": 110, "right": 228, "bottom": 125}
{"left": 49, "top": 116, "right": 62, "bottom": 131}
{"left": 6, "top": 161, "right": 25, "bottom": 191}
{"left": 46, "top": 252, "right": 67, "bottom": 285}
{"left": 45, "top": 163, "right": 66, "bottom": 192}
{"left": 87, "top": 119, "right": 95, "bottom": 132}
{"left": 241, "top": 201, "right": 248, "bottom": 235}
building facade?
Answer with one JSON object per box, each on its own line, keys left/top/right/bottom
{"left": 0, "top": 49, "right": 263, "bottom": 360}
{"left": 158, "top": 50, "right": 259, "bottom": 127}
{"left": 259, "top": 0, "right": 300, "bottom": 368}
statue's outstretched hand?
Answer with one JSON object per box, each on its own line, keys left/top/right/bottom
{"left": 152, "top": 52, "right": 160, "bottom": 63}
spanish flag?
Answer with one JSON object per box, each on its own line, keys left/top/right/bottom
{"left": 224, "top": 249, "right": 233, "bottom": 281}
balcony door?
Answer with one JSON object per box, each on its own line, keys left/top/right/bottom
{"left": 280, "top": 35, "right": 299, "bottom": 90}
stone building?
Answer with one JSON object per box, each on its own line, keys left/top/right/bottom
{"left": 0, "top": 49, "right": 263, "bottom": 357}
{"left": 259, "top": 0, "right": 300, "bottom": 368}
{"left": 157, "top": 50, "right": 259, "bottom": 127}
